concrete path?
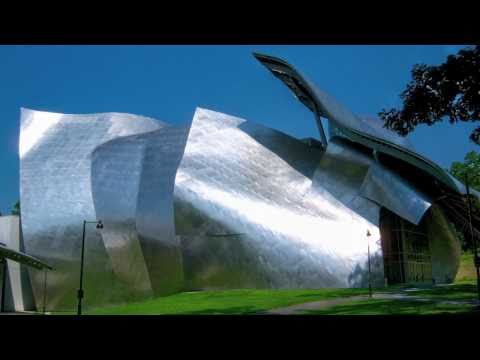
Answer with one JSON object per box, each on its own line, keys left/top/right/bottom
{"left": 262, "top": 295, "right": 369, "bottom": 315}
{"left": 0, "top": 312, "right": 32, "bottom": 315}
{"left": 261, "top": 292, "right": 479, "bottom": 315}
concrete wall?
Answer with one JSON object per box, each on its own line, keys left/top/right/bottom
{"left": 0, "top": 215, "right": 36, "bottom": 312}
{"left": 426, "top": 205, "right": 462, "bottom": 284}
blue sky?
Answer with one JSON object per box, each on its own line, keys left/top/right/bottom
{"left": 0, "top": 45, "right": 477, "bottom": 214}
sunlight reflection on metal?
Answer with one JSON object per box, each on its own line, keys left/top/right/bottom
{"left": 174, "top": 108, "right": 382, "bottom": 290}
{"left": 20, "top": 109, "right": 162, "bottom": 310}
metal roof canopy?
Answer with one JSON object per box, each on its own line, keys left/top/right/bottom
{"left": 253, "top": 52, "right": 467, "bottom": 196}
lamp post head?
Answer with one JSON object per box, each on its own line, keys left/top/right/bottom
{"left": 366, "top": 229, "right": 371, "bottom": 237}
{"left": 96, "top": 220, "right": 104, "bottom": 229}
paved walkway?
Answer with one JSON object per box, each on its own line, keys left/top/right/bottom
{"left": 0, "top": 312, "right": 33, "bottom": 315}
{"left": 262, "top": 292, "right": 479, "bottom": 315}
{"left": 0, "top": 310, "right": 46, "bottom": 315}
{"left": 263, "top": 295, "right": 368, "bottom": 315}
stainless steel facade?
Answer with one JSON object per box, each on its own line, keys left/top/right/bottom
{"left": 20, "top": 109, "right": 163, "bottom": 309}
{"left": 91, "top": 125, "right": 190, "bottom": 298}
{"left": 175, "top": 108, "right": 382, "bottom": 291}
{"left": 17, "top": 54, "right": 464, "bottom": 311}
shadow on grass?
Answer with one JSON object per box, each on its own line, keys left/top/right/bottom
{"left": 289, "top": 292, "right": 368, "bottom": 304}
{"left": 301, "top": 299, "right": 480, "bottom": 315}
{"left": 406, "top": 283, "right": 479, "bottom": 301}
{"left": 177, "top": 305, "right": 261, "bottom": 315}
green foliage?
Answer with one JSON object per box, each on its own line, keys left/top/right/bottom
{"left": 448, "top": 151, "right": 480, "bottom": 250}
{"left": 83, "top": 288, "right": 370, "bottom": 315}
{"left": 379, "top": 45, "right": 480, "bottom": 144}
{"left": 11, "top": 200, "right": 20, "bottom": 216}
{"left": 456, "top": 252, "right": 478, "bottom": 282}
{"left": 450, "top": 151, "right": 480, "bottom": 191}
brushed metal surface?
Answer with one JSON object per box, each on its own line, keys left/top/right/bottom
{"left": 92, "top": 125, "right": 191, "bottom": 297}
{"left": 91, "top": 131, "right": 156, "bottom": 299}
{"left": 174, "top": 108, "right": 383, "bottom": 289}
{"left": 308, "top": 137, "right": 379, "bottom": 226}
{"left": 20, "top": 108, "right": 162, "bottom": 310}
{"left": 359, "top": 162, "right": 432, "bottom": 225}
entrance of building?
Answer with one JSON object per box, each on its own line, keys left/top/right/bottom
{"left": 379, "top": 208, "right": 432, "bottom": 285}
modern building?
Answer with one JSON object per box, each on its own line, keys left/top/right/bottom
{"left": 11, "top": 53, "right": 478, "bottom": 311}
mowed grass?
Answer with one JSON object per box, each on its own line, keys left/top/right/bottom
{"left": 302, "top": 256, "right": 480, "bottom": 315}
{"left": 402, "top": 281, "right": 479, "bottom": 301}
{"left": 301, "top": 298, "right": 478, "bottom": 315}
{"left": 456, "top": 252, "right": 478, "bottom": 282}
{"left": 56, "top": 253, "right": 479, "bottom": 315}
{"left": 80, "top": 281, "right": 478, "bottom": 315}
{"left": 84, "top": 288, "right": 370, "bottom": 315}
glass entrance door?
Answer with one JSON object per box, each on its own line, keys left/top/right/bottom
{"left": 380, "top": 208, "right": 432, "bottom": 285}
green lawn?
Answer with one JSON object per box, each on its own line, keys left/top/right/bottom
{"left": 301, "top": 254, "right": 480, "bottom": 316}
{"left": 301, "top": 281, "right": 479, "bottom": 315}
{"left": 78, "top": 282, "right": 478, "bottom": 315}
{"left": 456, "top": 252, "right": 478, "bottom": 282}
{"left": 301, "top": 298, "right": 478, "bottom": 315}
{"left": 399, "top": 281, "right": 479, "bottom": 301}
{"left": 300, "top": 255, "right": 480, "bottom": 315}
{"left": 51, "top": 252, "right": 479, "bottom": 315}
{"left": 83, "top": 288, "right": 370, "bottom": 315}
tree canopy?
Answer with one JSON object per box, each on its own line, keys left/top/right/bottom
{"left": 448, "top": 151, "right": 480, "bottom": 250}
{"left": 450, "top": 150, "right": 480, "bottom": 191}
{"left": 379, "top": 45, "right": 480, "bottom": 144}
{"left": 11, "top": 201, "right": 20, "bottom": 216}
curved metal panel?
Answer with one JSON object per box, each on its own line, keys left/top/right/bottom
{"left": 91, "top": 133, "right": 154, "bottom": 298}
{"left": 357, "top": 116, "right": 415, "bottom": 151}
{"left": 174, "top": 108, "right": 383, "bottom": 289}
{"left": 304, "top": 77, "right": 416, "bottom": 150}
{"left": 359, "top": 163, "right": 432, "bottom": 225}
{"left": 91, "top": 125, "right": 191, "bottom": 298}
{"left": 254, "top": 53, "right": 462, "bottom": 194}
{"left": 426, "top": 205, "right": 461, "bottom": 284}
{"left": 20, "top": 108, "right": 162, "bottom": 310}
{"left": 135, "top": 126, "right": 190, "bottom": 295}
{"left": 307, "top": 137, "right": 379, "bottom": 225}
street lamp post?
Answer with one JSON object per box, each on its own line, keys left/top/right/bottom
{"left": 464, "top": 173, "right": 480, "bottom": 302}
{"left": 1, "top": 258, "right": 6, "bottom": 312}
{"left": 77, "top": 220, "right": 103, "bottom": 316}
{"left": 367, "top": 229, "right": 372, "bottom": 298}
{"left": 42, "top": 268, "right": 48, "bottom": 315}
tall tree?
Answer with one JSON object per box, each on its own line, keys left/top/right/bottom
{"left": 379, "top": 45, "right": 480, "bottom": 144}
{"left": 448, "top": 151, "right": 480, "bottom": 250}
{"left": 450, "top": 151, "right": 480, "bottom": 190}
{"left": 11, "top": 201, "right": 20, "bottom": 216}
